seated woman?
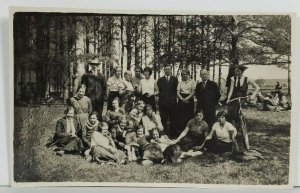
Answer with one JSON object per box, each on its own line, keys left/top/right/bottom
{"left": 81, "top": 111, "right": 101, "bottom": 149}
{"left": 126, "top": 108, "right": 140, "bottom": 130}
{"left": 104, "top": 97, "right": 125, "bottom": 127}
{"left": 124, "top": 93, "right": 137, "bottom": 113}
{"left": 141, "top": 104, "right": 164, "bottom": 136}
{"left": 90, "top": 122, "right": 126, "bottom": 165}
{"left": 174, "top": 110, "right": 209, "bottom": 151}
{"left": 135, "top": 100, "right": 145, "bottom": 122}
{"left": 48, "top": 106, "right": 84, "bottom": 156}
{"left": 195, "top": 111, "right": 239, "bottom": 154}
{"left": 110, "top": 116, "right": 129, "bottom": 149}
{"left": 262, "top": 92, "right": 282, "bottom": 111}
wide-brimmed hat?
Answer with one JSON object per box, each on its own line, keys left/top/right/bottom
{"left": 235, "top": 65, "right": 248, "bottom": 72}
{"left": 88, "top": 58, "right": 101, "bottom": 65}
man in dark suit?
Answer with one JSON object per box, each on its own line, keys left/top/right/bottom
{"left": 157, "top": 64, "right": 178, "bottom": 138}
{"left": 195, "top": 69, "right": 221, "bottom": 129}
{"left": 80, "top": 58, "right": 107, "bottom": 119}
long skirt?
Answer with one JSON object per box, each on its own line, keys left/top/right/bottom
{"left": 54, "top": 136, "right": 84, "bottom": 152}
{"left": 206, "top": 139, "right": 232, "bottom": 154}
{"left": 179, "top": 133, "right": 205, "bottom": 151}
{"left": 176, "top": 93, "right": 194, "bottom": 134}
{"left": 76, "top": 113, "right": 89, "bottom": 130}
{"left": 91, "top": 145, "right": 126, "bottom": 164}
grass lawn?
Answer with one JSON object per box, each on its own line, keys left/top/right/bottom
{"left": 13, "top": 106, "right": 291, "bottom": 185}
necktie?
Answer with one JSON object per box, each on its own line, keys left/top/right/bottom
{"left": 203, "top": 81, "right": 206, "bottom": 89}
{"left": 237, "top": 77, "right": 241, "bottom": 88}
{"left": 166, "top": 76, "right": 169, "bottom": 82}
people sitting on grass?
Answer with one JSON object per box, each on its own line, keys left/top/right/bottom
{"left": 90, "top": 122, "right": 126, "bottom": 165}
{"left": 262, "top": 92, "right": 282, "bottom": 111}
{"left": 48, "top": 106, "right": 84, "bottom": 156}
{"left": 174, "top": 110, "right": 209, "bottom": 151}
{"left": 141, "top": 104, "right": 164, "bottom": 136}
{"left": 81, "top": 111, "right": 101, "bottom": 149}
{"left": 194, "top": 111, "right": 239, "bottom": 154}
{"left": 104, "top": 97, "right": 125, "bottom": 127}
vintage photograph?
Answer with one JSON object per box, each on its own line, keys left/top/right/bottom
{"left": 11, "top": 8, "right": 294, "bottom": 187}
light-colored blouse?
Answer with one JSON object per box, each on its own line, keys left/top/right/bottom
{"left": 107, "top": 76, "right": 123, "bottom": 92}
{"left": 141, "top": 114, "right": 164, "bottom": 136}
{"left": 177, "top": 79, "right": 196, "bottom": 94}
{"left": 212, "top": 121, "right": 237, "bottom": 143}
{"left": 140, "top": 78, "right": 156, "bottom": 95}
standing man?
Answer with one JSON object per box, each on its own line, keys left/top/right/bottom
{"left": 80, "top": 58, "right": 107, "bottom": 119}
{"left": 156, "top": 64, "right": 178, "bottom": 139}
{"left": 195, "top": 69, "right": 221, "bottom": 129}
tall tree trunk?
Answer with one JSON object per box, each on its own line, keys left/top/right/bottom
{"left": 288, "top": 55, "right": 291, "bottom": 95}
{"left": 126, "top": 17, "right": 132, "bottom": 70}
{"left": 120, "top": 16, "right": 124, "bottom": 75}
{"left": 218, "top": 42, "right": 222, "bottom": 89}
{"left": 134, "top": 18, "right": 140, "bottom": 67}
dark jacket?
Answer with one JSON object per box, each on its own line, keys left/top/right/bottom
{"left": 157, "top": 76, "right": 178, "bottom": 106}
{"left": 196, "top": 80, "right": 221, "bottom": 109}
{"left": 53, "top": 117, "right": 81, "bottom": 141}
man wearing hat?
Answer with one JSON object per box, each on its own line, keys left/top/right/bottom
{"left": 81, "top": 58, "right": 107, "bottom": 119}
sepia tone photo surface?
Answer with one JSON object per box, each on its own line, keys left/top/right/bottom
{"left": 10, "top": 7, "right": 295, "bottom": 188}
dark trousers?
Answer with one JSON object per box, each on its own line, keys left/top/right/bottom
{"left": 159, "top": 104, "right": 177, "bottom": 139}
{"left": 206, "top": 139, "right": 232, "bottom": 154}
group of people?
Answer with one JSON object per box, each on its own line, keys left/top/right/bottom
{"left": 47, "top": 63, "right": 261, "bottom": 165}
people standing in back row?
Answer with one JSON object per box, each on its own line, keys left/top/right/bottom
{"left": 131, "top": 65, "right": 144, "bottom": 100}
{"left": 176, "top": 69, "right": 196, "bottom": 136}
{"left": 139, "top": 67, "right": 158, "bottom": 111}
{"left": 195, "top": 69, "right": 221, "bottom": 129}
{"left": 156, "top": 64, "right": 178, "bottom": 139}
{"left": 80, "top": 59, "right": 106, "bottom": 119}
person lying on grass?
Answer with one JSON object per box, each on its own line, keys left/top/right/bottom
{"left": 141, "top": 128, "right": 202, "bottom": 165}
{"left": 174, "top": 110, "right": 209, "bottom": 151}
{"left": 90, "top": 122, "right": 126, "bottom": 165}
{"left": 194, "top": 111, "right": 239, "bottom": 154}
{"left": 48, "top": 106, "right": 84, "bottom": 156}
